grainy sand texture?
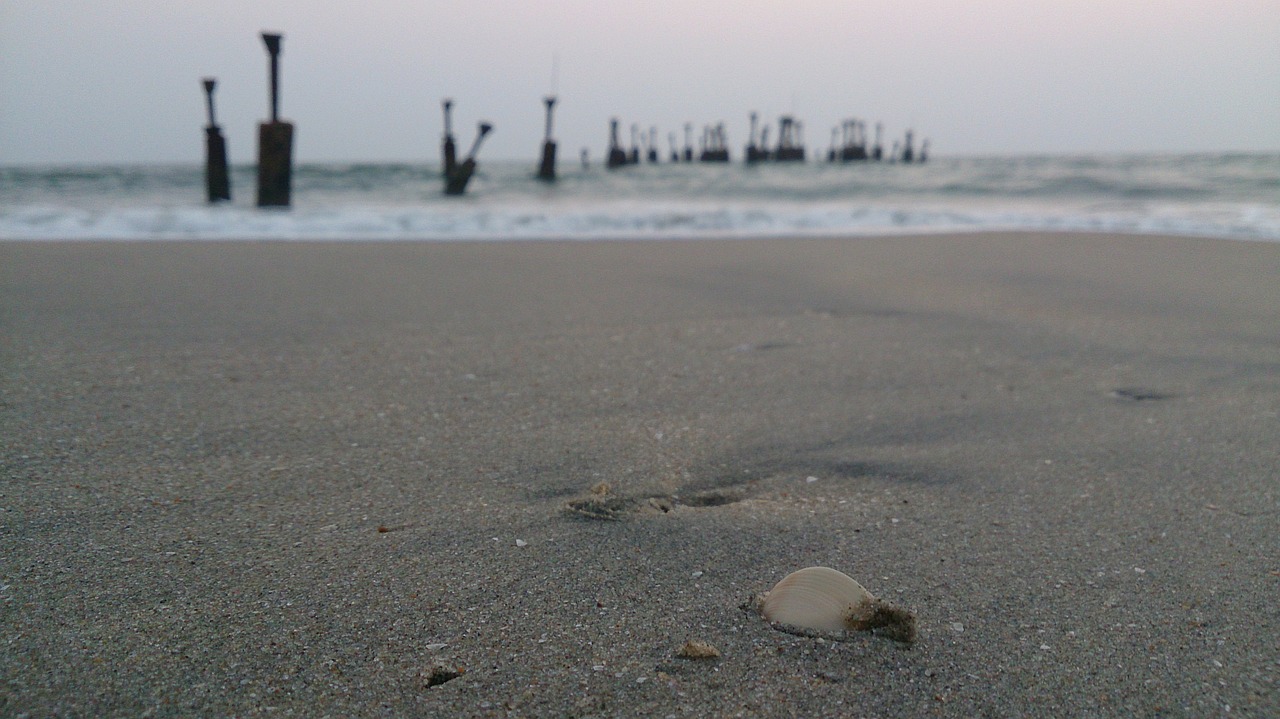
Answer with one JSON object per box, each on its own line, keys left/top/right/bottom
{"left": 2, "top": 233, "right": 1277, "bottom": 717}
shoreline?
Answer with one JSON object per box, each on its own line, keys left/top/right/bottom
{"left": 4, "top": 227, "right": 1278, "bottom": 243}
{"left": 3, "top": 232, "right": 1277, "bottom": 716}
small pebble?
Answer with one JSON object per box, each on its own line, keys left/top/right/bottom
{"left": 676, "top": 640, "right": 721, "bottom": 659}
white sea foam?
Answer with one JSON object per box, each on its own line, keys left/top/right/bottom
{"left": 2, "top": 155, "right": 1277, "bottom": 241}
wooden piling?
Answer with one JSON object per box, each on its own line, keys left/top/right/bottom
{"left": 441, "top": 99, "right": 457, "bottom": 178}
{"left": 606, "top": 119, "right": 627, "bottom": 169}
{"left": 202, "top": 78, "right": 231, "bottom": 202}
{"left": 445, "top": 122, "right": 492, "bottom": 195}
{"left": 537, "top": 96, "right": 557, "bottom": 181}
{"left": 256, "top": 33, "right": 293, "bottom": 207}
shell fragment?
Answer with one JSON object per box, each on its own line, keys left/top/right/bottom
{"left": 758, "top": 566, "right": 916, "bottom": 644}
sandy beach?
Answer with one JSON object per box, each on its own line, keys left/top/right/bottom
{"left": 2, "top": 232, "right": 1277, "bottom": 716}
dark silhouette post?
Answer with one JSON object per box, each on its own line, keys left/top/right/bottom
{"left": 647, "top": 127, "right": 659, "bottom": 163}
{"left": 872, "top": 122, "right": 884, "bottom": 161}
{"left": 441, "top": 99, "right": 457, "bottom": 178}
{"left": 537, "top": 96, "right": 557, "bottom": 181}
{"left": 607, "top": 118, "right": 627, "bottom": 168}
{"left": 444, "top": 121, "right": 492, "bottom": 195}
{"left": 774, "top": 116, "right": 804, "bottom": 162}
{"left": 901, "top": 129, "right": 915, "bottom": 163}
{"left": 746, "top": 111, "right": 766, "bottom": 164}
{"left": 838, "top": 119, "right": 866, "bottom": 162}
{"left": 201, "top": 78, "right": 231, "bottom": 202}
{"left": 683, "top": 123, "right": 694, "bottom": 162}
{"left": 700, "top": 123, "right": 730, "bottom": 162}
{"left": 256, "top": 33, "right": 293, "bottom": 207}
{"left": 668, "top": 132, "right": 679, "bottom": 162}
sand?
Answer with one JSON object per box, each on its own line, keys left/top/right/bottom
{"left": 1, "top": 232, "right": 1277, "bottom": 717}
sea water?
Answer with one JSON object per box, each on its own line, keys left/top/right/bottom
{"left": 1, "top": 153, "right": 1276, "bottom": 242}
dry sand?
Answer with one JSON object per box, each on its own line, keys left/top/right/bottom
{"left": 2, "top": 232, "right": 1277, "bottom": 717}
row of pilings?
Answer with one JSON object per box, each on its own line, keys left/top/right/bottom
{"left": 200, "top": 32, "right": 928, "bottom": 204}
{"left": 202, "top": 31, "right": 504, "bottom": 204}
{"left": 608, "top": 113, "right": 928, "bottom": 168}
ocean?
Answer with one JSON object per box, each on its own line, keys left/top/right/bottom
{"left": 1, "top": 153, "right": 1277, "bottom": 242}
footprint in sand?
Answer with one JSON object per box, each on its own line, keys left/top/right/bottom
{"left": 1109, "top": 387, "right": 1174, "bottom": 402}
{"left": 565, "top": 482, "right": 751, "bottom": 520}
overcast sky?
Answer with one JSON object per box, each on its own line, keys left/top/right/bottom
{"left": 2, "top": 0, "right": 1277, "bottom": 164}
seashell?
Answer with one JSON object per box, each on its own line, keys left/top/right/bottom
{"left": 759, "top": 566, "right": 916, "bottom": 644}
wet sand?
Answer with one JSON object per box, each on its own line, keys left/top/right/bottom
{"left": 2, "top": 232, "right": 1277, "bottom": 716}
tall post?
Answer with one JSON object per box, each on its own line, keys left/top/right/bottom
{"left": 536, "top": 96, "right": 557, "bottom": 181}
{"left": 607, "top": 118, "right": 627, "bottom": 169}
{"left": 202, "top": 78, "right": 231, "bottom": 202}
{"left": 256, "top": 32, "right": 293, "bottom": 207}
{"left": 441, "top": 99, "right": 457, "bottom": 178}
{"left": 746, "top": 111, "right": 761, "bottom": 164}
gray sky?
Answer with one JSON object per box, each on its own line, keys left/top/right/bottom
{"left": 2, "top": 0, "right": 1278, "bottom": 165}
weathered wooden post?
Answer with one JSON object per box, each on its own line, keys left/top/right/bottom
{"left": 444, "top": 122, "right": 493, "bottom": 195}
{"left": 774, "top": 116, "right": 805, "bottom": 162}
{"left": 441, "top": 99, "right": 457, "bottom": 178}
{"left": 256, "top": 32, "right": 293, "bottom": 207}
{"left": 606, "top": 119, "right": 627, "bottom": 169}
{"left": 202, "top": 78, "right": 231, "bottom": 202}
{"left": 536, "top": 96, "right": 557, "bottom": 181}
{"left": 746, "top": 111, "right": 765, "bottom": 164}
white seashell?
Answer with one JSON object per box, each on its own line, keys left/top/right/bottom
{"left": 761, "top": 567, "right": 871, "bottom": 633}
{"left": 759, "top": 566, "right": 916, "bottom": 643}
